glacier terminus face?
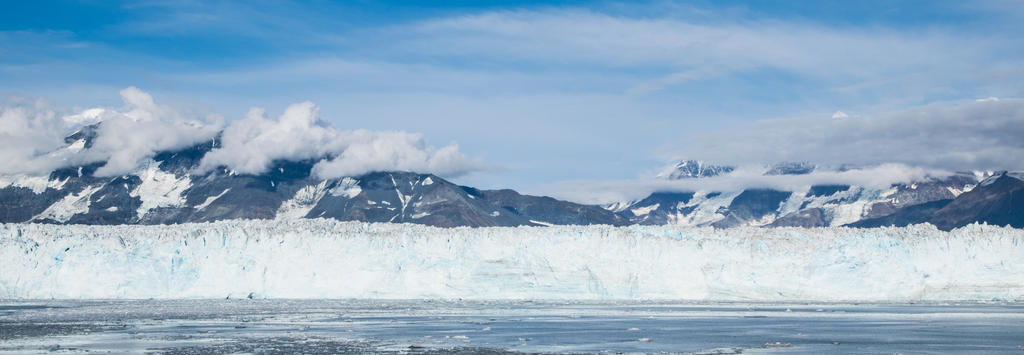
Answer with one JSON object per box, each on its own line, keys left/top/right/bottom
{"left": 1, "top": 220, "right": 1022, "bottom": 301}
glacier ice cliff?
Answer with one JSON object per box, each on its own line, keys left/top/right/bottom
{"left": 1, "top": 220, "right": 1022, "bottom": 301}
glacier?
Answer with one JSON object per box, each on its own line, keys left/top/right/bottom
{"left": 1, "top": 220, "right": 1022, "bottom": 301}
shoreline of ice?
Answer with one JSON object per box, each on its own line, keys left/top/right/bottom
{"left": 2, "top": 219, "right": 1022, "bottom": 301}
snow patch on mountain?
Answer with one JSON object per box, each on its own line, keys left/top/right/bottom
{"left": 0, "top": 174, "right": 60, "bottom": 194}
{"left": 669, "top": 191, "right": 740, "bottom": 226}
{"left": 193, "top": 188, "right": 230, "bottom": 210}
{"left": 657, "top": 160, "right": 734, "bottom": 180}
{"left": 603, "top": 200, "right": 636, "bottom": 213}
{"left": 777, "top": 187, "right": 810, "bottom": 216}
{"left": 946, "top": 184, "right": 975, "bottom": 197}
{"left": 33, "top": 185, "right": 102, "bottom": 222}
{"left": 329, "top": 177, "right": 361, "bottom": 198}
{"left": 64, "top": 138, "right": 86, "bottom": 154}
{"left": 277, "top": 181, "right": 330, "bottom": 219}
{"left": 130, "top": 163, "right": 192, "bottom": 218}
{"left": 631, "top": 204, "right": 659, "bottom": 217}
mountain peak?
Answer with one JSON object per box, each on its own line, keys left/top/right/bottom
{"left": 657, "top": 160, "right": 735, "bottom": 180}
{"left": 764, "top": 162, "right": 815, "bottom": 175}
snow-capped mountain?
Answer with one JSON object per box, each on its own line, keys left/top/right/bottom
{"left": 0, "top": 128, "right": 627, "bottom": 227}
{"left": 617, "top": 160, "right": 1023, "bottom": 230}
{"left": 2, "top": 126, "right": 1022, "bottom": 230}
{"left": 656, "top": 160, "right": 734, "bottom": 179}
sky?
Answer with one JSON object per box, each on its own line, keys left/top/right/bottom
{"left": 2, "top": 0, "right": 1023, "bottom": 203}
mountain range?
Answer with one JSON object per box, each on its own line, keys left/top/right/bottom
{"left": 1, "top": 129, "right": 1021, "bottom": 230}
{"left": 614, "top": 160, "right": 1023, "bottom": 230}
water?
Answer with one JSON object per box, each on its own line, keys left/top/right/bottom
{"left": 1, "top": 300, "right": 1022, "bottom": 354}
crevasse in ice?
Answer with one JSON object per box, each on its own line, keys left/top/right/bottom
{"left": 1, "top": 219, "right": 1021, "bottom": 301}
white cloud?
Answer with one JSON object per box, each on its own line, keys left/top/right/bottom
{"left": 401, "top": 9, "right": 1009, "bottom": 95}
{"left": 198, "top": 101, "right": 480, "bottom": 178}
{"left": 0, "top": 97, "right": 72, "bottom": 175}
{"left": 539, "top": 163, "right": 945, "bottom": 205}
{"left": 2, "top": 88, "right": 477, "bottom": 179}
{"left": 0, "top": 87, "right": 223, "bottom": 177}
{"left": 88, "top": 87, "right": 223, "bottom": 176}
{"left": 671, "top": 98, "right": 1024, "bottom": 172}
{"left": 197, "top": 102, "right": 340, "bottom": 175}
{"left": 311, "top": 131, "right": 478, "bottom": 179}
{"left": 831, "top": 110, "right": 849, "bottom": 119}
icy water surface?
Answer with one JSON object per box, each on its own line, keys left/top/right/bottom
{"left": 0, "top": 300, "right": 1022, "bottom": 354}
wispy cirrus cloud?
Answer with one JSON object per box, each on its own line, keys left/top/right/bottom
{"left": 392, "top": 9, "right": 1019, "bottom": 96}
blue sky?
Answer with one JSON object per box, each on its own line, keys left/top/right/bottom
{"left": 2, "top": 0, "right": 1023, "bottom": 200}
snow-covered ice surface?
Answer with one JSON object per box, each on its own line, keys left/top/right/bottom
{"left": 1, "top": 220, "right": 1023, "bottom": 301}
{"left": 1, "top": 300, "right": 1023, "bottom": 354}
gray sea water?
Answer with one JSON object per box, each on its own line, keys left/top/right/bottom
{"left": 1, "top": 300, "right": 1022, "bottom": 354}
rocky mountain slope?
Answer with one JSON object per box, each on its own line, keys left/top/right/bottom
{"left": 613, "top": 160, "right": 1022, "bottom": 230}
{"left": 2, "top": 129, "right": 1021, "bottom": 230}
{"left": 0, "top": 129, "right": 627, "bottom": 227}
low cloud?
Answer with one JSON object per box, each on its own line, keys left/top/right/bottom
{"left": 88, "top": 87, "right": 223, "bottom": 176}
{"left": 539, "top": 164, "right": 947, "bottom": 205}
{"left": 196, "top": 100, "right": 481, "bottom": 178}
{"left": 312, "top": 131, "right": 478, "bottom": 179}
{"left": 0, "top": 97, "right": 72, "bottom": 175}
{"left": 1, "top": 88, "right": 480, "bottom": 179}
{"left": 197, "top": 102, "right": 341, "bottom": 175}
{"left": 0, "top": 87, "right": 221, "bottom": 177}
{"left": 671, "top": 98, "right": 1024, "bottom": 172}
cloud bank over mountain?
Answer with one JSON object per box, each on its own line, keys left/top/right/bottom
{"left": 0, "top": 96, "right": 71, "bottom": 175}
{"left": 670, "top": 98, "right": 1024, "bottom": 171}
{"left": 0, "top": 88, "right": 480, "bottom": 179}
{"left": 197, "top": 100, "right": 479, "bottom": 179}
{"left": 540, "top": 163, "right": 949, "bottom": 205}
